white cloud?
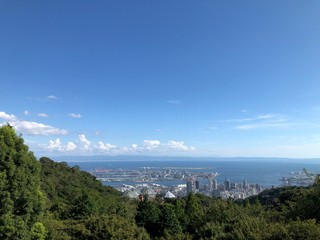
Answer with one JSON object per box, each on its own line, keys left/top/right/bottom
{"left": 47, "top": 138, "right": 63, "bottom": 151}
{"left": 138, "top": 139, "right": 195, "bottom": 153}
{"left": 68, "top": 113, "right": 82, "bottom": 118}
{"left": 24, "top": 110, "right": 30, "bottom": 116}
{"left": 97, "top": 141, "right": 116, "bottom": 151}
{"left": 45, "top": 139, "right": 77, "bottom": 152}
{"left": 167, "top": 140, "right": 195, "bottom": 151}
{"left": 38, "top": 113, "right": 49, "bottom": 118}
{"left": 78, "top": 134, "right": 91, "bottom": 150}
{"left": 0, "top": 111, "right": 17, "bottom": 121}
{"left": 0, "top": 108, "right": 194, "bottom": 156}
{"left": 143, "top": 140, "right": 161, "bottom": 150}
{"left": 39, "top": 137, "right": 195, "bottom": 155}
{"left": 0, "top": 111, "right": 67, "bottom": 136}
{"left": 65, "top": 141, "right": 77, "bottom": 151}
{"left": 12, "top": 121, "right": 67, "bottom": 135}
{"left": 46, "top": 95, "right": 58, "bottom": 100}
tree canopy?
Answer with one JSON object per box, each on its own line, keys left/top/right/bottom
{"left": 0, "top": 124, "right": 44, "bottom": 239}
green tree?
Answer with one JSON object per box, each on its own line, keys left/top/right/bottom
{"left": 185, "top": 193, "right": 204, "bottom": 234}
{"left": 287, "top": 219, "right": 320, "bottom": 240}
{"left": 159, "top": 204, "right": 182, "bottom": 235}
{"left": 69, "top": 191, "right": 94, "bottom": 219}
{"left": 0, "top": 125, "right": 44, "bottom": 239}
{"left": 135, "top": 200, "right": 161, "bottom": 237}
{"left": 74, "top": 215, "right": 150, "bottom": 240}
{"left": 31, "top": 222, "right": 47, "bottom": 240}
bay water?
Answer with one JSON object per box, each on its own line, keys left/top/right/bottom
{"left": 66, "top": 158, "right": 320, "bottom": 188}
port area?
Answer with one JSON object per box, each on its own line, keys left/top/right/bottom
{"left": 89, "top": 167, "right": 266, "bottom": 200}
{"left": 90, "top": 166, "right": 218, "bottom": 183}
{"left": 279, "top": 168, "right": 317, "bottom": 187}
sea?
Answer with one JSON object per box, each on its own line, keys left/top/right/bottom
{"left": 64, "top": 157, "right": 320, "bottom": 189}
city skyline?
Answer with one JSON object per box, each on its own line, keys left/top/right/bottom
{"left": 1, "top": 1, "right": 320, "bottom": 158}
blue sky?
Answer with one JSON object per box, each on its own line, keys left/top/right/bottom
{"left": 1, "top": 1, "right": 320, "bottom": 158}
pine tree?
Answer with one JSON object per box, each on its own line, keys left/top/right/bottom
{"left": 0, "top": 125, "right": 44, "bottom": 239}
{"left": 159, "top": 203, "right": 182, "bottom": 235}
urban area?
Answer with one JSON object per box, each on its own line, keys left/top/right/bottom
{"left": 90, "top": 167, "right": 267, "bottom": 200}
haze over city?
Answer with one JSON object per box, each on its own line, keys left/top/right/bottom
{"left": 1, "top": 1, "right": 320, "bottom": 158}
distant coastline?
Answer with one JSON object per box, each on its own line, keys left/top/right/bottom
{"left": 65, "top": 159, "right": 320, "bottom": 188}
{"left": 50, "top": 155, "right": 320, "bottom": 163}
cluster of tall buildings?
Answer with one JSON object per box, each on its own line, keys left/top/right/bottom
{"left": 186, "top": 177, "right": 264, "bottom": 200}
{"left": 117, "top": 176, "right": 264, "bottom": 200}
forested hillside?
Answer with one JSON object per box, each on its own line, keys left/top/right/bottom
{"left": 1, "top": 124, "right": 320, "bottom": 240}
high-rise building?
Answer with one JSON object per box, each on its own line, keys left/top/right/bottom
{"left": 195, "top": 180, "right": 200, "bottom": 190}
{"left": 208, "top": 177, "right": 213, "bottom": 191}
{"left": 243, "top": 180, "right": 248, "bottom": 188}
{"left": 213, "top": 179, "right": 218, "bottom": 189}
{"left": 224, "top": 178, "right": 231, "bottom": 191}
{"left": 187, "top": 181, "right": 193, "bottom": 194}
{"left": 252, "top": 185, "right": 257, "bottom": 195}
{"left": 243, "top": 180, "right": 248, "bottom": 191}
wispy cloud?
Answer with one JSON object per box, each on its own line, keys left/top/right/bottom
{"left": 275, "top": 142, "right": 320, "bottom": 158}
{"left": 167, "top": 99, "right": 181, "bottom": 104}
{"left": 24, "top": 110, "right": 30, "bottom": 116}
{"left": 68, "top": 113, "right": 82, "bottom": 118}
{"left": 37, "top": 113, "right": 49, "bottom": 118}
{"left": 224, "top": 118, "right": 255, "bottom": 123}
{"left": 235, "top": 122, "right": 289, "bottom": 130}
{"left": 46, "top": 95, "right": 58, "bottom": 100}
{"left": 257, "top": 114, "right": 283, "bottom": 120}
{"left": 235, "top": 114, "right": 289, "bottom": 130}
{"left": 28, "top": 95, "right": 59, "bottom": 101}
{"left": 224, "top": 113, "right": 290, "bottom": 130}
{"left": 225, "top": 114, "right": 285, "bottom": 123}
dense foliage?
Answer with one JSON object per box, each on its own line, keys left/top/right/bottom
{"left": 0, "top": 125, "right": 44, "bottom": 239}
{"left": 39, "top": 157, "right": 146, "bottom": 239}
{"left": 2, "top": 124, "right": 320, "bottom": 239}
